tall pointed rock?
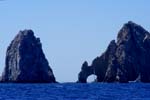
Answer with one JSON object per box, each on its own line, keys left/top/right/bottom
{"left": 1, "top": 30, "right": 56, "bottom": 83}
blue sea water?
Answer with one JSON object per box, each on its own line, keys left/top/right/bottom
{"left": 0, "top": 83, "right": 149, "bottom": 100}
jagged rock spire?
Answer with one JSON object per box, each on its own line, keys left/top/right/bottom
{"left": 1, "top": 29, "right": 56, "bottom": 83}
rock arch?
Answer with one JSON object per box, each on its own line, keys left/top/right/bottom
{"left": 78, "top": 61, "right": 97, "bottom": 83}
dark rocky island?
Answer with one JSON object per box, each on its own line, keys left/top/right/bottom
{"left": 0, "top": 30, "right": 56, "bottom": 83}
{"left": 78, "top": 21, "right": 150, "bottom": 83}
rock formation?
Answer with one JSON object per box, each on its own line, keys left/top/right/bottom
{"left": 1, "top": 29, "right": 56, "bottom": 83}
{"left": 78, "top": 21, "right": 150, "bottom": 83}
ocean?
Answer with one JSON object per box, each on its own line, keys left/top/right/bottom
{"left": 0, "top": 83, "right": 149, "bottom": 100}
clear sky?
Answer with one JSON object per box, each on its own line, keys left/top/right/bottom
{"left": 0, "top": 0, "right": 150, "bottom": 82}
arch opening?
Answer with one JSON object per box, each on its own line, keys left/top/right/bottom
{"left": 87, "top": 74, "right": 97, "bottom": 83}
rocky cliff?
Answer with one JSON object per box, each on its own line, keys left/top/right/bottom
{"left": 1, "top": 30, "right": 56, "bottom": 83}
{"left": 78, "top": 21, "right": 150, "bottom": 83}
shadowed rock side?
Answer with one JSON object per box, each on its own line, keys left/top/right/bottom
{"left": 1, "top": 30, "right": 56, "bottom": 83}
{"left": 78, "top": 21, "right": 150, "bottom": 83}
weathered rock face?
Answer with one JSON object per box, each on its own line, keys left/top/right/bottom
{"left": 78, "top": 61, "right": 94, "bottom": 83}
{"left": 1, "top": 30, "right": 56, "bottom": 83}
{"left": 78, "top": 21, "right": 150, "bottom": 83}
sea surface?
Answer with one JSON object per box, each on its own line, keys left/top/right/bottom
{"left": 0, "top": 83, "right": 149, "bottom": 100}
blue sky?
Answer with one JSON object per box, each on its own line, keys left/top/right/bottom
{"left": 0, "top": 0, "right": 150, "bottom": 82}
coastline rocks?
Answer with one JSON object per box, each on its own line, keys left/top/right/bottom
{"left": 1, "top": 30, "right": 56, "bottom": 83}
{"left": 78, "top": 21, "right": 150, "bottom": 83}
{"left": 78, "top": 61, "right": 94, "bottom": 83}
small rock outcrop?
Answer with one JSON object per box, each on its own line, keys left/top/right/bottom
{"left": 1, "top": 30, "right": 56, "bottom": 83}
{"left": 78, "top": 21, "right": 150, "bottom": 83}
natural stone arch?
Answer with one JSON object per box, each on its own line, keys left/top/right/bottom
{"left": 78, "top": 61, "right": 98, "bottom": 83}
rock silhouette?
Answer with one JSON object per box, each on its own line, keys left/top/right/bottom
{"left": 78, "top": 21, "right": 150, "bottom": 83}
{"left": 1, "top": 30, "right": 56, "bottom": 83}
